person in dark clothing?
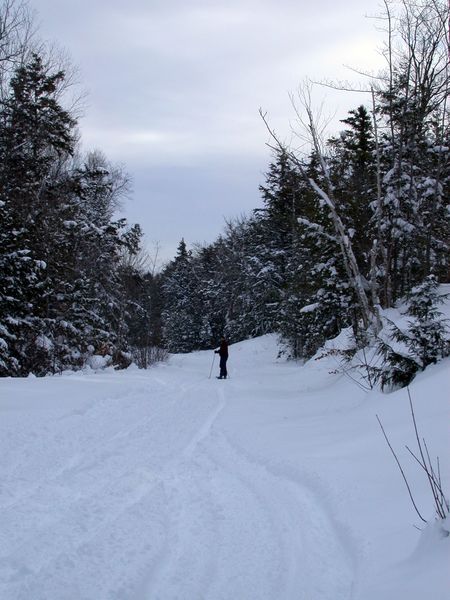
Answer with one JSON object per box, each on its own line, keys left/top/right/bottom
{"left": 215, "top": 337, "right": 229, "bottom": 379}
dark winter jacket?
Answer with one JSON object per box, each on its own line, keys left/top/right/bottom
{"left": 217, "top": 339, "right": 228, "bottom": 359}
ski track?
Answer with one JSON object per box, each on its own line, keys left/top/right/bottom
{"left": 1, "top": 365, "right": 357, "bottom": 600}
{"left": 145, "top": 384, "right": 355, "bottom": 600}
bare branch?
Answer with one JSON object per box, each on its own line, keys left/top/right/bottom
{"left": 376, "top": 413, "right": 427, "bottom": 523}
{"left": 310, "top": 78, "right": 373, "bottom": 93}
{"left": 260, "top": 95, "right": 377, "bottom": 334}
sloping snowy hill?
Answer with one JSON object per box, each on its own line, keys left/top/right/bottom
{"left": 0, "top": 334, "right": 449, "bottom": 599}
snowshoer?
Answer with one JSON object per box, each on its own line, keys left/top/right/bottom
{"left": 215, "top": 337, "right": 229, "bottom": 379}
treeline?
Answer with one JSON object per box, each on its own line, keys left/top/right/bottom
{"left": 161, "top": 0, "right": 450, "bottom": 358}
{"left": 1, "top": 0, "right": 449, "bottom": 377}
{"left": 0, "top": 2, "right": 161, "bottom": 376}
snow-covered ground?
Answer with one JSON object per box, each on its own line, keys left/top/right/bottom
{"left": 1, "top": 333, "right": 449, "bottom": 599}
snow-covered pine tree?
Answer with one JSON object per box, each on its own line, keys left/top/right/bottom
{"left": 328, "top": 105, "right": 376, "bottom": 278}
{"left": 377, "top": 276, "right": 450, "bottom": 390}
{"left": 0, "top": 196, "right": 47, "bottom": 375}
{"left": 193, "top": 243, "right": 228, "bottom": 345}
{"left": 403, "top": 276, "right": 450, "bottom": 369}
{"left": 0, "top": 55, "right": 145, "bottom": 374}
{"left": 0, "top": 53, "right": 77, "bottom": 374}
{"left": 66, "top": 153, "right": 136, "bottom": 366}
{"left": 216, "top": 216, "right": 280, "bottom": 341}
{"left": 281, "top": 151, "right": 357, "bottom": 358}
{"left": 374, "top": 0, "right": 450, "bottom": 305}
{"left": 161, "top": 239, "right": 210, "bottom": 352}
{"left": 216, "top": 218, "right": 261, "bottom": 341}
{"left": 256, "top": 152, "right": 303, "bottom": 332}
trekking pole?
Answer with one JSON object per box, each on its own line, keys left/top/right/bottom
{"left": 208, "top": 352, "right": 216, "bottom": 379}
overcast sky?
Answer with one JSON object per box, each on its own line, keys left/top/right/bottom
{"left": 37, "top": 0, "right": 385, "bottom": 264}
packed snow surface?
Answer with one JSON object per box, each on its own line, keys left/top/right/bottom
{"left": 1, "top": 335, "right": 449, "bottom": 599}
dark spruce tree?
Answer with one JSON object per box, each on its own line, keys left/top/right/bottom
{"left": 0, "top": 55, "right": 146, "bottom": 375}
{"left": 328, "top": 105, "right": 376, "bottom": 276}
{"left": 0, "top": 54, "right": 77, "bottom": 374}
{"left": 161, "top": 239, "right": 211, "bottom": 353}
{"left": 377, "top": 276, "right": 450, "bottom": 390}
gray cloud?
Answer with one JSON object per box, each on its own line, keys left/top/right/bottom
{"left": 127, "top": 157, "right": 265, "bottom": 263}
{"left": 37, "top": 0, "right": 385, "bottom": 262}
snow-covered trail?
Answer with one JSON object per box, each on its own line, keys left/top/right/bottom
{"left": 145, "top": 385, "right": 354, "bottom": 600}
{"left": 0, "top": 338, "right": 356, "bottom": 599}
{"left": 1, "top": 335, "right": 449, "bottom": 599}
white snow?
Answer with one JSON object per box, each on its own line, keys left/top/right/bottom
{"left": 0, "top": 334, "right": 449, "bottom": 599}
{"left": 35, "top": 334, "right": 53, "bottom": 351}
{"left": 299, "top": 302, "right": 319, "bottom": 314}
{"left": 85, "top": 354, "right": 112, "bottom": 370}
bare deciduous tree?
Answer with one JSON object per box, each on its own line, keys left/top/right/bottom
{"left": 0, "top": 0, "right": 35, "bottom": 95}
{"left": 260, "top": 84, "right": 378, "bottom": 336}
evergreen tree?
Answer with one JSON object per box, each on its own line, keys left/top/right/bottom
{"left": 0, "top": 56, "right": 145, "bottom": 375}
{"left": 256, "top": 153, "right": 303, "bottom": 332}
{"left": 377, "top": 277, "right": 450, "bottom": 389}
{"left": 0, "top": 54, "right": 77, "bottom": 374}
{"left": 161, "top": 239, "right": 209, "bottom": 352}
{"left": 373, "top": 0, "right": 450, "bottom": 304}
{"left": 329, "top": 105, "right": 376, "bottom": 274}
